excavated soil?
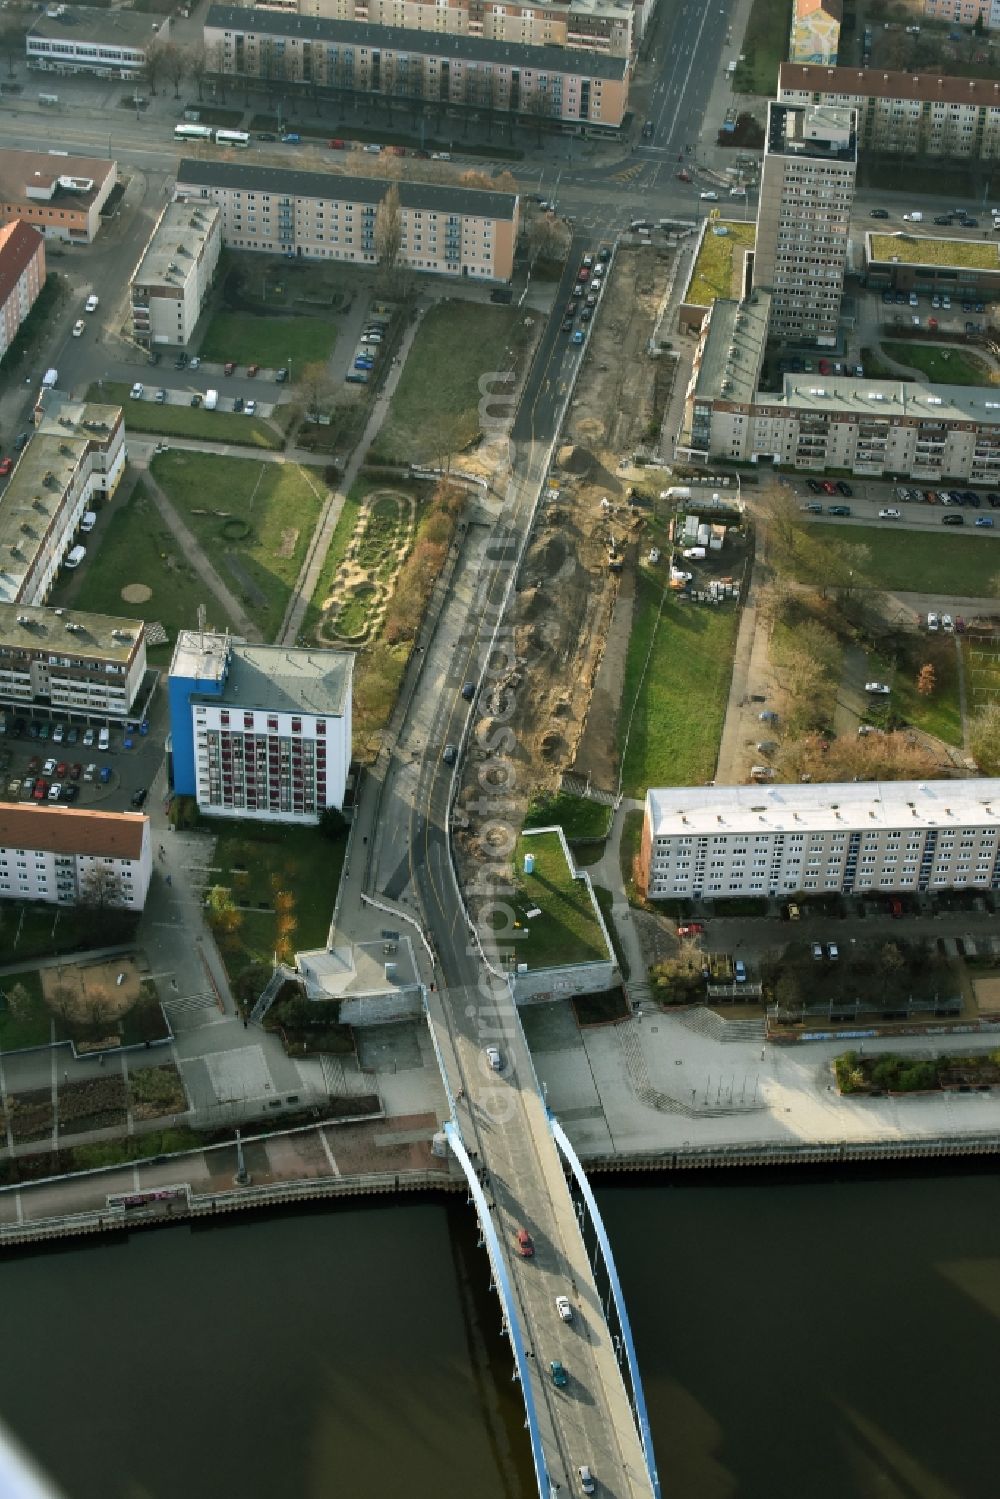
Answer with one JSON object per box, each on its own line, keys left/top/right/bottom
{"left": 455, "top": 247, "right": 677, "bottom": 864}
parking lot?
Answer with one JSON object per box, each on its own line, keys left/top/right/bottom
{"left": 0, "top": 708, "right": 166, "bottom": 815}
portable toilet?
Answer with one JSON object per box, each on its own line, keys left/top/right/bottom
{"left": 524, "top": 853, "right": 535, "bottom": 875}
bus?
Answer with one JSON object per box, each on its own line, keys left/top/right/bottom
{"left": 215, "top": 129, "right": 250, "bottom": 148}
{"left": 174, "top": 123, "right": 213, "bottom": 142}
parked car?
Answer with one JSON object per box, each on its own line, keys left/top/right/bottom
{"left": 806, "top": 479, "right": 823, "bottom": 494}
{"left": 837, "top": 481, "right": 852, "bottom": 497}
{"left": 246, "top": 364, "right": 260, "bottom": 377}
{"left": 869, "top": 208, "right": 889, "bottom": 219}
{"left": 245, "top": 399, "right": 257, "bottom": 416}
{"left": 865, "top": 682, "right": 891, "bottom": 695}
{"left": 976, "top": 515, "right": 995, "bottom": 527}
{"left": 677, "top": 922, "right": 705, "bottom": 937}
{"left": 733, "top": 959, "right": 747, "bottom": 983}
{"left": 927, "top": 612, "right": 940, "bottom": 631}
{"left": 828, "top": 943, "right": 839, "bottom": 961}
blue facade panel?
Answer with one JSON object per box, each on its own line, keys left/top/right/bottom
{"left": 168, "top": 672, "right": 223, "bottom": 794}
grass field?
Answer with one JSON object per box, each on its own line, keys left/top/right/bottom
{"left": 619, "top": 577, "right": 738, "bottom": 797}
{"left": 48, "top": 482, "right": 239, "bottom": 664}
{"left": 369, "top": 300, "right": 530, "bottom": 463}
{"left": 881, "top": 342, "right": 996, "bottom": 385}
{"left": 152, "top": 451, "right": 326, "bottom": 641}
{"left": 687, "top": 221, "right": 756, "bottom": 307}
{"left": 89, "top": 383, "right": 282, "bottom": 450}
{"left": 963, "top": 636, "right": 1000, "bottom": 721}
{"left": 804, "top": 524, "right": 1000, "bottom": 595}
{"left": 732, "top": 0, "right": 794, "bottom": 94}
{"left": 510, "top": 831, "right": 609, "bottom": 968}
{"left": 893, "top": 636, "right": 965, "bottom": 747}
{"left": 0, "top": 968, "right": 50, "bottom": 1051}
{"left": 198, "top": 311, "right": 337, "bottom": 368}
{"left": 524, "top": 790, "right": 611, "bottom": 842}
{"left": 210, "top": 820, "right": 346, "bottom": 978}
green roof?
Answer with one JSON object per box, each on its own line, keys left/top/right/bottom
{"left": 686, "top": 220, "right": 757, "bottom": 308}
{"left": 509, "top": 829, "right": 610, "bottom": 969}
{"left": 869, "top": 232, "right": 1000, "bottom": 270}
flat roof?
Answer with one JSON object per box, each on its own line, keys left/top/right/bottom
{"left": 29, "top": 5, "right": 165, "bottom": 47}
{"left": 134, "top": 199, "right": 219, "bottom": 290}
{"left": 694, "top": 292, "right": 770, "bottom": 404}
{"left": 766, "top": 99, "right": 856, "bottom": 161}
{"left": 170, "top": 629, "right": 233, "bottom": 684}
{"left": 205, "top": 4, "right": 628, "bottom": 78}
{"left": 770, "top": 373, "right": 1000, "bottom": 424}
{"left": 780, "top": 61, "right": 1000, "bottom": 109}
{"left": 177, "top": 158, "right": 519, "bottom": 221}
{"left": 0, "top": 395, "right": 122, "bottom": 605}
{"left": 216, "top": 645, "right": 352, "bottom": 718}
{"left": 868, "top": 231, "right": 1000, "bottom": 271}
{"left": 0, "top": 602, "right": 142, "bottom": 663}
{"left": 0, "top": 148, "right": 114, "bottom": 213}
{"left": 0, "top": 804, "right": 146, "bottom": 860}
{"left": 646, "top": 781, "right": 1000, "bottom": 838}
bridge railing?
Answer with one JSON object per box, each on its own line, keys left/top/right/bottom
{"left": 444, "top": 1121, "right": 552, "bottom": 1499}
{"left": 550, "top": 1117, "right": 662, "bottom": 1499}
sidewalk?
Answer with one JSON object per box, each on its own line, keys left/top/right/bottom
{"left": 715, "top": 517, "right": 774, "bottom": 783}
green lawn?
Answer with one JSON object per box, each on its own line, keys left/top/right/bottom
{"left": 151, "top": 451, "right": 327, "bottom": 641}
{"left": 0, "top": 968, "right": 50, "bottom": 1051}
{"left": 369, "top": 300, "right": 530, "bottom": 463}
{"left": 881, "top": 343, "right": 996, "bottom": 386}
{"left": 48, "top": 481, "right": 239, "bottom": 666}
{"left": 509, "top": 831, "right": 609, "bottom": 969}
{"left": 687, "top": 221, "right": 756, "bottom": 308}
{"left": 805, "top": 524, "right": 1000, "bottom": 595}
{"left": 209, "top": 820, "right": 347, "bottom": 978}
{"left": 524, "top": 791, "right": 611, "bottom": 842}
{"left": 870, "top": 233, "right": 1000, "bottom": 270}
{"left": 88, "top": 382, "right": 282, "bottom": 450}
{"left": 619, "top": 577, "right": 738, "bottom": 796}
{"left": 893, "top": 636, "right": 964, "bottom": 747}
{"left": 732, "top": 0, "right": 794, "bottom": 94}
{"left": 198, "top": 311, "right": 337, "bottom": 368}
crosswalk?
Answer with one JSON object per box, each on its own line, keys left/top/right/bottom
{"left": 161, "top": 991, "right": 226, "bottom": 1032}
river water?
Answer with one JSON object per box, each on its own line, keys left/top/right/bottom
{"left": 2, "top": 1168, "right": 997, "bottom": 1499}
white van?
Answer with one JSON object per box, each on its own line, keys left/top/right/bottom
{"left": 64, "top": 545, "right": 86, "bottom": 570}
{"left": 42, "top": 368, "right": 58, "bottom": 389}
{"left": 98, "top": 727, "right": 110, "bottom": 750}
{"left": 79, "top": 511, "right": 96, "bottom": 533}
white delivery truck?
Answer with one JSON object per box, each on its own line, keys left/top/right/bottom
{"left": 903, "top": 211, "right": 923, "bottom": 223}
{"left": 42, "top": 368, "right": 58, "bottom": 389}
{"left": 204, "top": 389, "right": 219, "bottom": 410}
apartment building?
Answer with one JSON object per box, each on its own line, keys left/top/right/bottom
{"left": 681, "top": 291, "right": 770, "bottom": 455}
{"left": 130, "top": 199, "right": 222, "bottom": 349}
{"left": 680, "top": 326, "right": 1000, "bottom": 483}
{"left": 0, "top": 223, "right": 45, "bottom": 362}
{"left": 0, "top": 148, "right": 117, "bottom": 245}
{"left": 789, "top": 0, "right": 841, "bottom": 65}
{"left": 0, "top": 805, "right": 152, "bottom": 909}
{"left": 0, "top": 392, "right": 126, "bottom": 607}
{"left": 0, "top": 604, "right": 147, "bottom": 724}
{"left": 256, "top": 0, "right": 635, "bottom": 58}
{"left": 203, "top": 6, "right": 629, "bottom": 129}
{"left": 168, "top": 631, "right": 352, "bottom": 824}
{"left": 924, "top": 0, "right": 1000, "bottom": 33}
{"left": 639, "top": 782, "right": 1000, "bottom": 901}
{"left": 27, "top": 5, "right": 170, "bottom": 79}
{"left": 779, "top": 63, "right": 1000, "bottom": 161}
{"left": 176, "top": 157, "right": 519, "bottom": 280}
{"left": 752, "top": 101, "right": 857, "bottom": 345}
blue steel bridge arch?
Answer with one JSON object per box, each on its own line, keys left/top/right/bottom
{"left": 444, "top": 1121, "right": 553, "bottom": 1499}
{"left": 549, "top": 1116, "right": 662, "bottom": 1499}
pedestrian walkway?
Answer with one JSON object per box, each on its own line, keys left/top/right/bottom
{"left": 715, "top": 517, "right": 773, "bottom": 783}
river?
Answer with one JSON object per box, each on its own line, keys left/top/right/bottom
{"left": 2, "top": 1168, "right": 997, "bottom": 1499}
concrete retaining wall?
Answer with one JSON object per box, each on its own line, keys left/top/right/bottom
{"left": 338, "top": 985, "right": 424, "bottom": 1026}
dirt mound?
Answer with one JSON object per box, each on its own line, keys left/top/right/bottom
{"left": 556, "top": 444, "right": 597, "bottom": 476}
{"left": 525, "top": 533, "right": 568, "bottom": 578}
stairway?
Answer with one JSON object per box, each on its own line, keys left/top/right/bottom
{"left": 617, "top": 1018, "right": 767, "bottom": 1118}
{"left": 675, "top": 1005, "right": 766, "bottom": 1043}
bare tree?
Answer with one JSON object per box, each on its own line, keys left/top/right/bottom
{"left": 0, "top": 18, "right": 28, "bottom": 78}
{"left": 79, "top": 865, "right": 126, "bottom": 911}
{"left": 524, "top": 87, "right": 552, "bottom": 147}
{"left": 206, "top": 39, "right": 228, "bottom": 104}
{"left": 142, "top": 37, "right": 170, "bottom": 97}
{"left": 296, "top": 361, "right": 337, "bottom": 423}
{"left": 188, "top": 41, "right": 209, "bottom": 101}
{"left": 163, "top": 42, "right": 188, "bottom": 100}
{"left": 374, "top": 182, "right": 404, "bottom": 296}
